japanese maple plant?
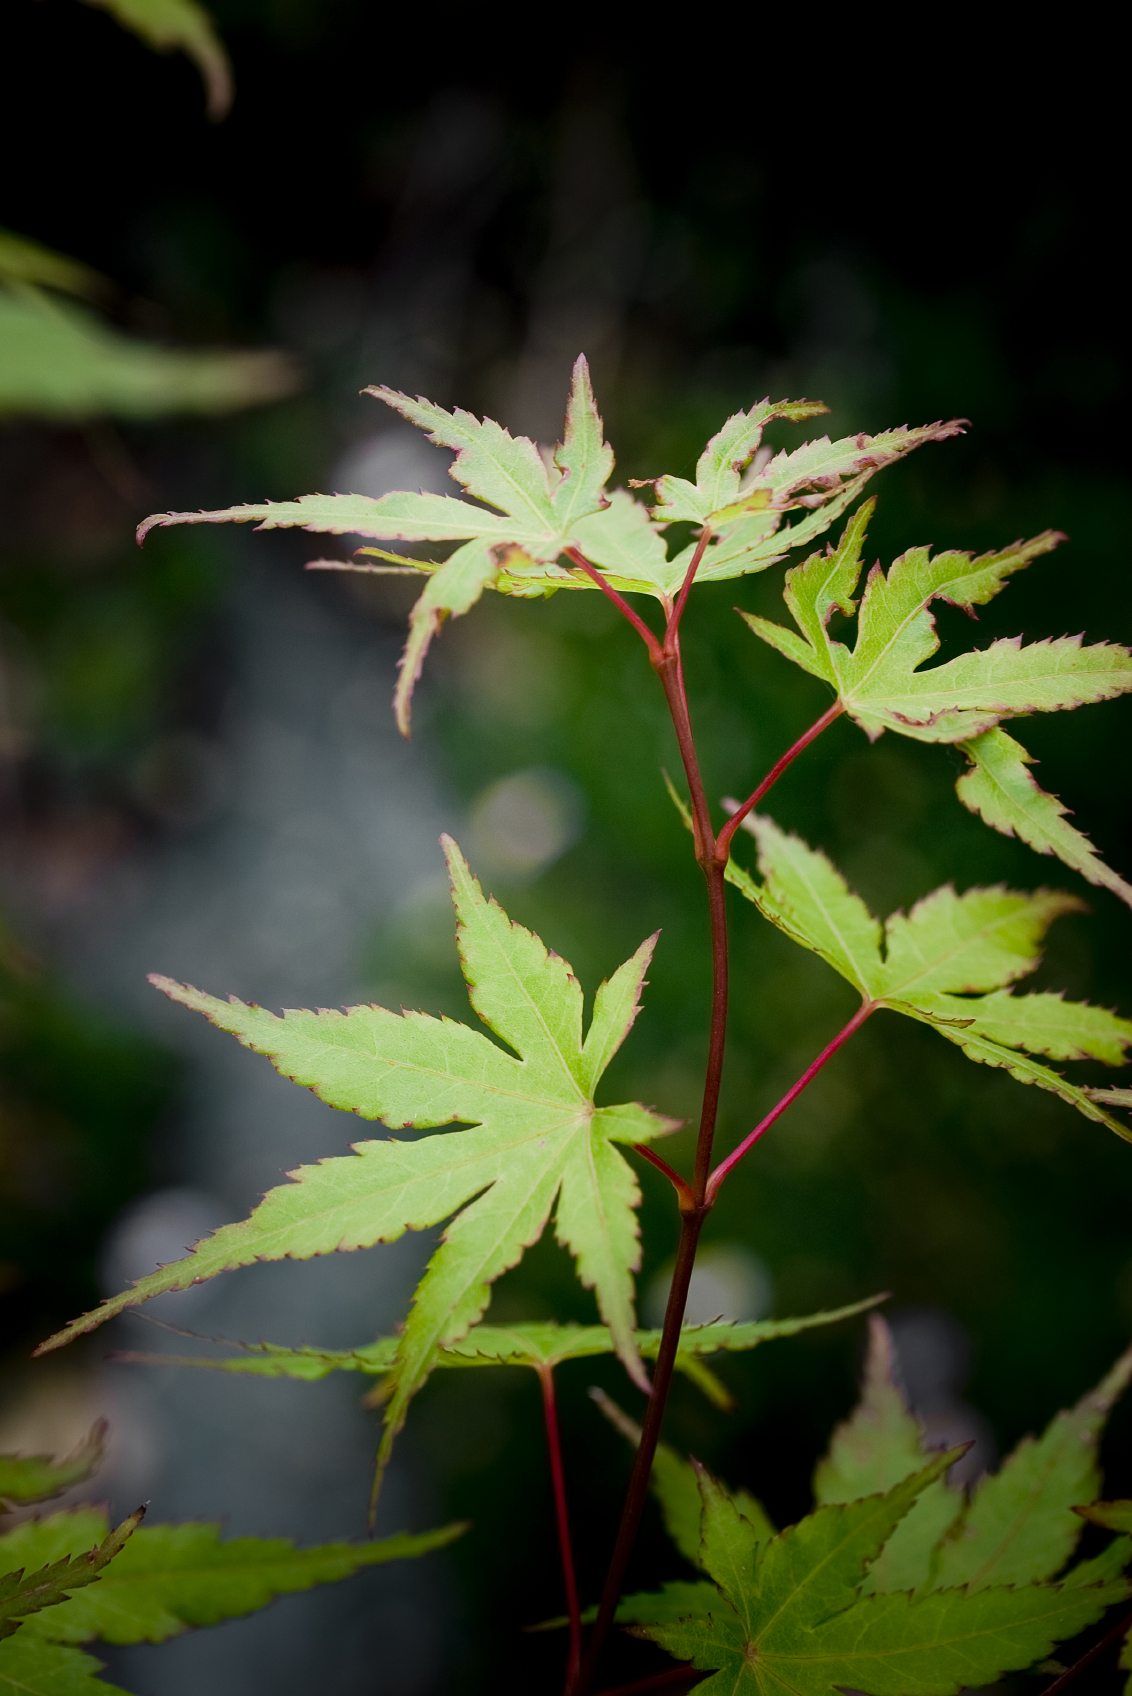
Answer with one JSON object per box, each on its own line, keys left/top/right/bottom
{"left": 26, "top": 361, "right": 1132, "bottom": 1693}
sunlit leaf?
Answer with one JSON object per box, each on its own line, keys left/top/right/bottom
{"left": 39, "top": 841, "right": 675, "bottom": 1503}
{"left": 728, "top": 814, "right": 1132, "bottom": 1144}
{"left": 744, "top": 508, "right": 1132, "bottom": 899}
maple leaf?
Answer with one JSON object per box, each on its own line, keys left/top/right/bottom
{"left": 813, "top": 1317, "right": 961, "bottom": 1594}
{"left": 117, "top": 1298, "right": 883, "bottom": 1416}
{"left": 815, "top": 1318, "right": 1132, "bottom": 1597}
{"left": 743, "top": 503, "right": 1132, "bottom": 902}
{"left": 647, "top": 409, "right": 964, "bottom": 590}
{"left": 725, "top": 813, "right": 1132, "bottom": 1143}
{"left": 38, "top": 839, "right": 675, "bottom": 1499}
{"left": 622, "top": 1451, "right": 1128, "bottom": 1693}
{"left": 138, "top": 355, "right": 622, "bottom": 732}
{"left": 137, "top": 363, "right": 962, "bottom": 729}
{"left": 0, "top": 1427, "right": 106, "bottom": 1513}
{"left": 0, "top": 1509, "right": 461, "bottom": 1648}
{"left": 0, "top": 1513, "right": 142, "bottom": 1641}
{"left": 0, "top": 1638, "right": 125, "bottom": 1695}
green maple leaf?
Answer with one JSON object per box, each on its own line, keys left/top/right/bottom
{"left": 816, "top": 1319, "right": 1132, "bottom": 1598}
{"left": 646, "top": 408, "right": 964, "bottom": 590}
{"left": 0, "top": 1514, "right": 142, "bottom": 1641}
{"left": 117, "top": 1298, "right": 882, "bottom": 1413}
{"left": 624, "top": 1452, "right": 1127, "bottom": 1693}
{"left": 0, "top": 1638, "right": 126, "bottom": 1695}
{"left": 743, "top": 502, "right": 1132, "bottom": 903}
{"left": 0, "top": 1428, "right": 106, "bottom": 1512}
{"left": 0, "top": 1509, "right": 460, "bottom": 1648}
{"left": 957, "top": 726, "right": 1132, "bottom": 910}
{"left": 137, "top": 363, "right": 961, "bottom": 730}
{"left": 727, "top": 812, "right": 1132, "bottom": 1143}
{"left": 38, "top": 839, "right": 675, "bottom": 1497}
{"left": 813, "top": 1317, "right": 962, "bottom": 1593}
{"left": 139, "top": 355, "right": 623, "bottom": 733}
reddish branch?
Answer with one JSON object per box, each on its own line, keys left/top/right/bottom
{"left": 566, "top": 540, "right": 856, "bottom": 1693}
{"left": 707, "top": 1002, "right": 876, "bottom": 1200}
{"left": 596, "top": 1666, "right": 702, "bottom": 1696}
{"left": 715, "top": 701, "right": 844, "bottom": 864}
{"left": 631, "top": 1142, "right": 694, "bottom": 1208}
{"left": 564, "top": 548, "right": 663, "bottom": 660}
{"left": 1040, "top": 1609, "right": 1132, "bottom": 1693}
{"left": 539, "top": 1364, "right": 583, "bottom": 1684}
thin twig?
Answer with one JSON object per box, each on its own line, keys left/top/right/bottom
{"left": 715, "top": 701, "right": 844, "bottom": 863}
{"left": 666, "top": 525, "right": 713, "bottom": 641}
{"left": 631, "top": 1143, "right": 694, "bottom": 1208}
{"left": 1038, "top": 1607, "right": 1132, "bottom": 1689}
{"left": 1040, "top": 1609, "right": 1132, "bottom": 1693}
{"left": 576, "top": 638, "right": 728, "bottom": 1692}
{"left": 564, "top": 548, "right": 663, "bottom": 660}
{"left": 596, "top": 1665, "right": 701, "bottom": 1696}
{"left": 538, "top": 1364, "right": 582, "bottom": 1687}
{"left": 707, "top": 1003, "right": 876, "bottom": 1201}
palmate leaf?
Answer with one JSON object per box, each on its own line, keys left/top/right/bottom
{"left": 0, "top": 1427, "right": 106, "bottom": 1511}
{"left": 726, "top": 813, "right": 1132, "bottom": 1144}
{"left": 744, "top": 505, "right": 1132, "bottom": 902}
{"left": 39, "top": 839, "right": 674, "bottom": 1498}
{"left": 0, "top": 1513, "right": 142, "bottom": 1640}
{"left": 118, "top": 1299, "right": 883, "bottom": 1418}
{"left": 932, "top": 1342, "right": 1132, "bottom": 1593}
{"left": 813, "top": 1318, "right": 961, "bottom": 1593}
{"left": 624, "top": 1450, "right": 1128, "bottom": 1694}
{"left": 815, "top": 1319, "right": 1132, "bottom": 1597}
{"left": 619, "top": 1334, "right": 1132, "bottom": 1691}
{"left": 651, "top": 415, "right": 965, "bottom": 594}
{"left": 138, "top": 361, "right": 961, "bottom": 729}
{"left": 0, "top": 1509, "right": 461, "bottom": 1647}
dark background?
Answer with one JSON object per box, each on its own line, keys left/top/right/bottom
{"left": 2, "top": 13, "right": 1130, "bottom": 1692}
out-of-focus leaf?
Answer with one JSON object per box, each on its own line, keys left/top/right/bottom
{"left": 80, "top": 0, "right": 232, "bottom": 118}
{"left": 0, "top": 1426, "right": 106, "bottom": 1511}
{"left": 0, "top": 291, "right": 295, "bottom": 422}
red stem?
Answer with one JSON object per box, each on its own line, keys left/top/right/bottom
{"left": 575, "top": 618, "right": 728, "bottom": 1692}
{"left": 596, "top": 1667, "right": 701, "bottom": 1696}
{"left": 1040, "top": 1609, "right": 1132, "bottom": 1693}
{"left": 715, "top": 701, "right": 844, "bottom": 864}
{"left": 569, "top": 547, "right": 837, "bottom": 1692}
{"left": 539, "top": 1364, "right": 582, "bottom": 1686}
{"left": 707, "top": 1003, "right": 875, "bottom": 1201}
{"left": 667, "top": 525, "right": 713, "bottom": 638}
{"left": 564, "top": 548, "right": 663, "bottom": 660}
{"left": 631, "top": 1143, "right": 694, "bottom": 1208}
